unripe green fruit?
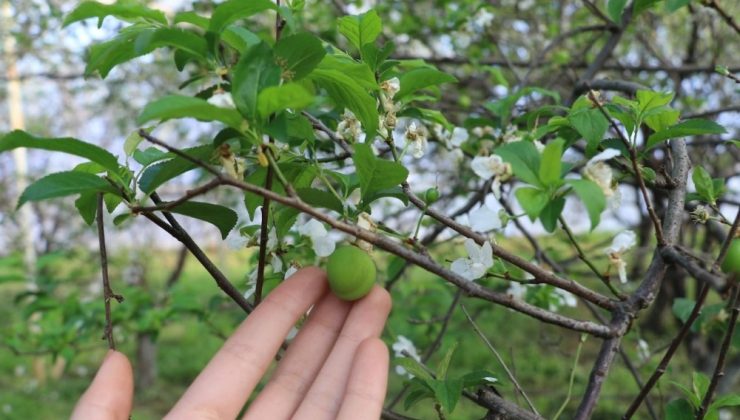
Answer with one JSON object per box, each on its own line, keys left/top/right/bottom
{"left": 326, "top": 245, "right": 376, "bottom": 301}
{"left": 721, "top": 239, "right": 740, "bottom": 275}
{"left": 424, "top": 187, "right": 440, "bottom": 204}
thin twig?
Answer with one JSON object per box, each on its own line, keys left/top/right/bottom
{"left": 696, "top": 283, "right": 739, "bottom": 419}
{"left": 701, "top": 0, "right": 740, "bottom": 35}
{"left": 585, "top": 89, "right": 666, "bottom": 245}
{"left": 461, "top": 305, "right": 540, "bottom": 416}
{"left": 560, "top": 216, "right": 626, "bottom": 299}
{"left": 96, "top": 193, "right": 123, "bottom": 350}
{"left": 624, "top": 209, "right": 740, "bottom": 418}
{"left": 132, "top": 171, "right": 613, "bottom": 337}
{"left": 553, "top": 334, "right": 587, "bottom": 420}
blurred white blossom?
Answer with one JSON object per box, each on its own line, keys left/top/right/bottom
{"left": 392, "top": 335, "right": 421, "bottom": 377}
{"left": 394, "top": 120, "right": 428, "bottom": 158}
{"left": 451, "top": 239, "right": 494, "bottom": 281}
{"left": 336, "top": 109, "right": 365, "bottom": 142}
{"left": 636, "top": 339, "right": 650, "bottom": 362}
{"left": 552, "top": 288, "right": 577, "bottom": 309}
{"left": 469, "top": 203, "right": 502, "bottom": 232}
{"left": 298, "top": 219, "right": 336, "bottom": 257}
{"left": 471, "top": 155, "right": 512, "bottom": 197}
{"left": 584, "top": 148, "right": 621, "bottom": 207}
{"left": 207, "top": 91, "right": 235, "bottom": 108}
{"left": 284, "top": 264, "right": 299, "bottom": 279}
{"left": 468, "top": 8, "right": 495, "bottom": 33}
{"left": 450, "top": 127, "right": 469, "bottom": 147}
{"left": 605, "top": 230, "right": 637, "bottom": 283}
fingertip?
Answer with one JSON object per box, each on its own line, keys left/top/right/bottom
{"left": 71, "top": 349, "right": 134, "bottom": 420}
{"left": 357, "top": 337, "right": 389, "bottom": 365}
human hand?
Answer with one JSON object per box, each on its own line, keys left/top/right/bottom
{"left": 71, "top": 267, "right": 392, "bottom": 420}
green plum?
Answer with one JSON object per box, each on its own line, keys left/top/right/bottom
{"left": 326, "top": 245, "right": 376, "bottom": 301}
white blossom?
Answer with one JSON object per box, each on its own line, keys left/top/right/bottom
{"left": 583, "top": 148, "right": 621, "bottom": 198}
{"left": 380, "top": 77, "right": 400, "bottom": 99}
{"left": 336, "top": 109, "right": 365, "bottom": 142}
{"left": 243, "top": 269, "right": 258, "bottom": 300}
{"left": 451, "top": 239, "right": 494, "bottom": 281}
{"left": 284, "top": 264, "right": 299, "bottom": 279}
{"left": 605, "top": 230, "right": 637, "bottom": 283}
{"left": 471, "top": 155, "right": 512, "bottom": 197}
{"left": 271, "top": 254, "right": 283, "bottom": 273}
{"left": 298, "top": 219, "right": 336, "bottom": 257}
{"left": 506, "top": 282, "right": 528, "bottom": 299}
{"left": 392, "top": 335, "right": 421, "bottom": 377}
{"left": 207, "top": 92, "right": 235, "bottom": 108}
{"left": 225, "top": 200, "right": 253, "bottom": 249}
{"left": 636, "top": 339, "right": 650, "bottom": 363}
{"left": 453, "top": 31, "right": 473, "bottom": 48}
{"left": 406, "top": 122, "right": 428, "bottom": 158}
{"left": 468, "top": 8, "right": 495, "bottom": 33}
{"left": 469, "top": 203, "right": 502, "bottom": 232}
{"left": 552, "top": 288, "right": 577, "bottom": 309}
{"left": 450, "top": 127, "right": 469, "bottom": 147}
{"left": 225, "top": 229, "right": 249, "bottom": 250}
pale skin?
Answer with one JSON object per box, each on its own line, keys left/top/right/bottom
{"left": 71, "top": 267, "right": 392, "bottom": 420}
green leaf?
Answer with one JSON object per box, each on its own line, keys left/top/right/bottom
{"left": 692, "top": 166, "right": 716, "bottom": 204}
{"left": 436, "top": 342, "right": 458, "bottom": 380}
{"left": 692, "top": 372, "right": 710, "bottom": 402}
{"left": 460, "top": 370, "right": 500, "bottom": 388}
{"left": 428, "top": 379, "right": 464, "bottom": 414}
{"left": 167, "top": 201, "right": 237, "bottom": 239}
{"left": 231, "top": 42, "right": 281, "bottom": 122}
{"left": 665, "top": 398, "right": 695, "bottom": 420}
{"left": 132, "top": 27, "right": 208, "bottom": 58}
{"left": 138, "top": 145, "right": 213, "bottom": 193}
{"left": 396, "top": 67, "right": 457, "bottom": 101}
{"left": 539, "top": 197, "right": 565, "bottom": 233}
{"left": 257, "top": 83, "right": 314, "bottom": 119}
{"left": 666, "top": 0, "right": 692, "bottom": 12}
{"left": 353, "top": 143, "right": 408, "bottom": 200}
{"left": 515, "top": 187, "right": 548, "bottom": 221}
{"left": 607, "top": 0, "right": 628, "bottom": 23}
{"left": 711, "top": 394, "right": 740, "bottom": 409}
{"left": 636, "top": 90, "right": 675, "bottom": 115}
{"left": 0, "top": 131, "right": 120, "bottom": 173}
{"left": 634, "top": 0, "right": 663, "bottom": 15}
{"left": 133, "top": 147, "right": 168, "bottom": 166}
{"left": 75, "top": 192, "right": 98, "bottom": 225}
{"left": 360, "top": 186, "right": 409, "bottom": 208}
{"left": 316, "top": 54, "right": 378, "bottom": 90}
{"left": 646, "top": 119, "right": 726, "bottom": 150}
{"left": 85, "top": 26, "right": 208, "bottom": 78}
{"left": 485, "top": 87, "right": 560, "bottom": 125}
{"left": 539, "top": 139, "right": 564, "bottom": 186}
{"left": 296, "top": 188, "right": 344, "bottom": 214}
{"left": 495, "top": 141, "right": 542, "bottom": 187}
{"left": 396, "top": 358, "right": 433, "bottom": 382}
{"left": 208, "top": 0, "right": 276, "bottom": 34}
{"left": 18, "top": 172, "right": 117, "bottom": 208}
{"left": 337, "top": 9, "right": 382, "bottom": 51}
{"left": 644, "top": 109, "right": 680, "bottom": 132}
{"left": 672, "top": 298, "right": 695, "bottom": 323}
{"left": 63, "top": 0, "right": 167, "bottom": 27}
{"left": 568, "top": 107, "right": 608, "bottom": 154}
{"left": 566, "top": 179, "right": 606, "bottom": 230}
{"left": 310, "top": 68, "right": 378, "bottom": 137}
{"left": 404, "top": 380, "right": 434, "bottom": 410}
{"left": 137, "top": 95, "right": 244, "bottom": 130}
{"left": 274, "top": 33, "right": 326, "bottom": 80}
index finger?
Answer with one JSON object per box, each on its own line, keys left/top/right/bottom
{"left": 165, "top": 267, "right": 328, "bottom": 420}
